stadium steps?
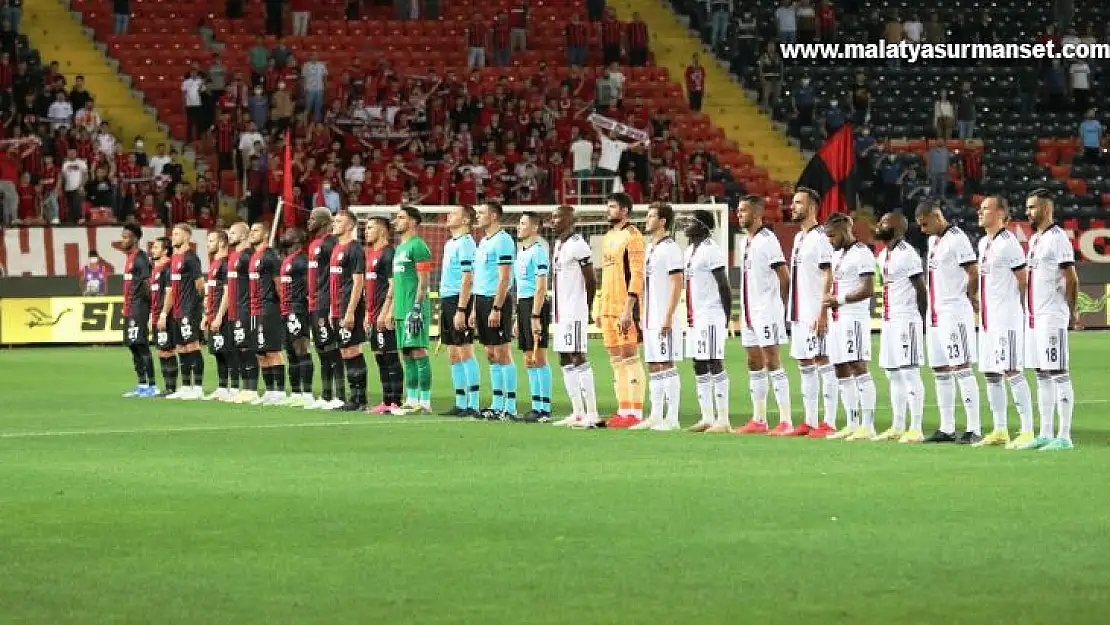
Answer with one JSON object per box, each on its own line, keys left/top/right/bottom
{"left": 21, "top": 0, "right": 195, "bottom": 184}
{"left": 606, "top": 0, "right": 805, "bottom": 184}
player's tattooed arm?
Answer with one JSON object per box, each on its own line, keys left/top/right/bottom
{"left": 711, "top": 267, "right": 731, "bottom": 319}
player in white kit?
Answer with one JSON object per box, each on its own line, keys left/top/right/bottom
{"left": 733, "top": 195, "right": 794, "bottom": 435}
{"left": 974, "top": 196, "right": 1035, "bottom": 448}
{"left": 1020, "top": 190, "right": 1079, "bottom": 451}
{"left": 787, "top": 189, "right": 839, "bottom": 438}
{"left": 821, "top": 214, "right": 879, "bottom": 440}
{"left": 915, "top": 201, "right": 982, "bottom": 444}
{"left": 682, "top": 209, "right": 734, "bottom": 433}
{"left": 548, "top": 205, "right": 602, "bottom": 427}
{"left": 872, "top": 212, "right": 928, "bottom": 443}
{"left": 635, "top": 203, "right": 684, "bottom": 431}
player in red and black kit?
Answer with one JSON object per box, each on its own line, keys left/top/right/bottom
{"left": 329, "top": 210, "right": 368, "bottom": 411}
{"left": 157, "top": 224, "right": 206, "bottom": 400}
{"left": 248, "top": 221, "right": 287, "bottom": 404}
{"left": 226, "top": 222, "right": 258, "bottom": 401}
{"left": 305, "top": 208, "right": 346, "bottom": 409}
{"left": 202, "top": 229, "right": 236, "bottom": 401}
{"left": 149, "top": 236, "right": 179, "bottom": 396}
{"left": 279, "top": 228, "right": 314, "bottom": 405}
{"left": 363, "top": 217, "right": 403, "bottom": 410}
{"left": 120, "top": 223, "right": 157, "bottom": 397}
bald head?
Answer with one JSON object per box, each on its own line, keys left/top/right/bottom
{"left": 228, "top": 221, "right": 249, "bottom": 247}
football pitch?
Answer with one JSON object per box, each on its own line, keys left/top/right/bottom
{"left": 2, "top": 335, "right": 1109, "bottom": 624}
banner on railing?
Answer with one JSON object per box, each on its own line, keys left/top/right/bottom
{"left": 0, "top": 226, "right": 210, "bottom": 277}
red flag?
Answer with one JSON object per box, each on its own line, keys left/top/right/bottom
{"left": 281, "top": 130, "right": 296, "bottom": 228}
{"left": 796, "top": 124, "right": 858, "bottom": 222}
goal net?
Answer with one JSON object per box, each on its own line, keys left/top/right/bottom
{"left": 348, "top": 203, "right": 733, "bottom": 337}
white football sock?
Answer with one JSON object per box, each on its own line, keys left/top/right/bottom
{"left": 887, "top": 369, "right": 907, "bottom": 430}
{"left": 769, "top": 369, "right": 791, "bottom": 426}
{"left": 799, "top": 364, "right": 820, "bottom": 427}
{"left": 837, "top": 376, "right": 860, "bottom": 428}
{"left": 562, "top": 364, "right": 584, "bottom": 417}
{"left": 648, "top": 370, "right": 665, "bottom": 424}
{"left": 956, "top": 369, "right": 981, "bottom": 434}
{"left": 855, "top": 371, "right": 877, "bottom": 428}
{"left": 935, "top": 371, "right": 956, "bottom": 434}
{"left": 819, "top": 364, "right": 839, "bottom": 428}
{"left": 695, "top": 373, "right": 714, "bottom": 423}
{"left": 578, "top": 364, "right": 599, "bottom": 419}
{"left": 748, "top": 370, "right": 768, "bottom": 423}
{"left": 985, "top": 376, "right": 1008, "bottom": 433}
{"left": 712, "top": 371, "right": 731, "bottom": 426}
{"left": 1054, "top": 373, "right": 1074, "bottom": 440}
{"left": 905, "top": 367, "right": 925, "bottom": 432}
{"left": 1007, "top": 373, "right": 1034, "bottom": 434}
{"left": 663, "top": 369, "right": 681, "bottom": 426}
{"left": 1035, "top": 372, "right": 1056, "bottom": 439}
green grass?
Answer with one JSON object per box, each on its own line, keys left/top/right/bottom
{"left": 2, "top": 335, "right": 1110, "bottom": 624}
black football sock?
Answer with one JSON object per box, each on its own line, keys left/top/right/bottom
{"left": 319, "top": 352, "right": 334, "bottom": 401}
{"left": 262, "top": 366, "right": 275, "bottom": 392}
{"left": 344, "top": 354, "right": 367, "bottom": 406}
{"left": 215, "top": 352, "right": 229, "bottom": 389}
{"left": 160, "top": 355, "right": 179, "bottom": 393}
{"left": 190, "top": 351, "right": 204, "bottom": 388}
{"left": 179, "top": 352, "right": 193, "bottom": 388}
{"left": 379, "top": 352, "right": 404, "bottom": 406}
{"left": 240, "top": 350, "right": 258, "bottom": 392}
{"left": 129, "top": 344, "right": 145, "bottom": 385}
{"left": 226, "top": 348, "right": 239, "bottom": 389}
{"left": 139, "top": 347, "right": 155, "bottom": 386}
{"left": 332, "top": 353, "right": 347, "bottom": 402}
{"left": 286, "top": 348, "right": 301, "bottom": 394}
{"left": 300, "top": 353, "right": 315, "bottom": 396}
{"left": 275, "top": 364, "right": 286, "bottom": 392}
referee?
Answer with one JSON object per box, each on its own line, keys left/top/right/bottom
{"left": 515, "top": 211, "right": 553, "bottom": 422}
{"left": 439, "top": 205, "right": 481, "bottom": 416}
{"left": 470, "top": 201, "right": 518, "bottom": 420}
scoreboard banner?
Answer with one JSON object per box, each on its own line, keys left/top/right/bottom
{"left": 0, "top": 296, "right": 126, "bottom": 344}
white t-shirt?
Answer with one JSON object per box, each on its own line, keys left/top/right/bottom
{"left": 831, "top": 243, "right": 877, "bottom": 320}
{"left": 1070, "top": 62, "right": 1090, "bottom": 90}
{"left": 683, "top": 238, "right": 727, "bottom": 325}
{"left": 597, "top": 135, "right": 627, "bottom": 171}
{"left": 149, "top": 155, "right": 171, "bottom": 176}
{"left": 609, "top": 71, "right": 626, "bottom": 100}
{"left": 642, "top": 236, "right": 684, "bottom": 330}
{"left": 569, "top": 138, "right": 594, "bottom": 172}
{"left": 775, "top": 6, "right": 797, "bottom": 33}
{"left": 182, "top": 77, "right": 204, "bottom": 107}
{"left": 978, "top": 229, "right": 1026, "bottom": 329}
{"left": 926, "top": 226, "right": 977, "bottom": 323}
{"left": 344, "top": 165, "right": 366, "bottom": 185}
{"left": 878, "top": 239, "right": 923, "bottom": 321}
{"left": 552, "top": 233, "right": 593, "bottom": 322}
{"left": 788, "top": 224, "right": 834, "bottom": 324}
{"left": 1026, "top": 225, "right": 1075, "bottom": 326}
{"left": 96, "top": 132, "right": 117, "bottom": 157}
{"left": 738, "top": 225, "right": 786, "bottom": 325}
{"left": 47, "top": 101, "right": 73, "bottom": 128}
{"left": 61, "top": 158, "right": 88, "bottom": 191}
{"left": 238, "top": 131, "right": 263, "bottom": 155}
{"left": 903, "top": 20, "right": 923, "bottom": 42}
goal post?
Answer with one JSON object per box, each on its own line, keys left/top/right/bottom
{"left": 347, "top": 203, "right": 733, "bottom": 337}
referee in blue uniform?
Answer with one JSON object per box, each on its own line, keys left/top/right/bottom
{"left": 470, "top": 201, "right": 518, "bottom": 420}
{"left": 515, "top": 211, "right": 553, "bottom": 422}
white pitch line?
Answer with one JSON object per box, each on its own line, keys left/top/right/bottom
{"left": 0, "top": 418, "right": 461, "bottom": 439}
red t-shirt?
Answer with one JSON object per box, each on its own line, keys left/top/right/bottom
{"left": 17, "top": 183, "right": 38, "bottom": 220}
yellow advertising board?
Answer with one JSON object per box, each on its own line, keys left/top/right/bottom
{"left": 0, "top": 296, "right": 126, "bottom": 344}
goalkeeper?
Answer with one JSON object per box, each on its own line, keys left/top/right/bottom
{"left": 389, "top": 205, "right": 435, "bottom": 415}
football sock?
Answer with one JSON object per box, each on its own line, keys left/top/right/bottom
{"left": 273, "top": 363, "right": 285, "bottom": 393}
{"left": 539, "top": 363, "right": 552, "bottom": 413}
{"left": 578, "top": 364, "right": 599, "bottom": 418}
{"left": 838, "top": 376, "right": 860, "bottom": 428}
{"left": 344, "top": 354, "right": 367, "bottom": 406}
{"left": 319, "top": 352, "right": 334, "bottom": 401}
{"left": 1053, "top": 373, "right": 1074, "bottom": 440}
{"left": 159, "top": 355, "right": 179, "bottom": 393}
{"left": 986, "top": 377, "right": 1008, "bottom": 432}
{"left": 179, "top": 352, "right": 193, "bottom": 388}
{"left": 129, "top": 344, "right": 146, "bottom": 385}
{"left": 463, "top": 358, "right": 480, "bottom": 409}
{"left": 888, "top": 369, "right": 907, "bottom": 430}
{"left": 300, "top": 352, "right": 315, "bottom": 396}
{"left": 490, "top": 363, "right": 505, "bottom": 411}
{"left": 562, "top": 364, "right": 584, "bottom": 417}
{"left": 215, "top": 352, "right": 229, "bottom": 389}
{"left": 819, "top": 364, "right": 839, "bottom": 427}
{"left": 663, "top": 368, "right": 681, "bottom": 425}
{"left": 1008, "top": 373, "right": 1034, "bottom": 433}
{"left": 905, "top": 367, "right": 926, "bottom": 432}
{"left": 403, "top": 357, "right": 418, "bottom": 405}
{"left": 626, "top": 359, "right": 645, "bottom": 418}
{"left": 527, "top": 367, "right": 540, "bottom": 412}
{"left": 452, "top": 362, "right": 467, "bottom": 409}
{"left": 331, "top": 353, "right": 346, "bottom": 402}
{"left": 287, "top": 352, "right": 302, "bottom": 394}
{"left": 799, "top": 364, "right": 819, "bottom": 427}
{"left": 379, "top": 352, "right": 404, "bottom": 406}
{"left": 611, "top": 356, "right": 629, "bottom": 415}
{"left": 262, "top": 366, "right": 275, "bottom": 392}
{"left": 141, "top": 347, "right": 156, "bottom": 387}
{"left": 648, "top": 370, "right": 665, "bottom": 423}
{"left": 711, "top": 371, "right": 730, "bottom": 426}
{"left": 241, "top": 352, "right": 258, "bottom": 394}
{"left": 956, "top": 368, "right": 981, "bottom": 434}
{"left": 935, "top": 371, "right": 956, "bottom": 434}
{"left": 225, "top": 347, "right": 239, "bottom": 390}
{"left": 748, "top": 369, "right": 768, "bottom": 423}
{"left": 695, "top": 374, "right": 714, "bottom": 423}
{"left": 190, "top": 351, "right": 204, "bottom": 388}
{"left": 855, "top": 371, "right": 876, "bottom": 429}
{"left": 1035, "top": 372, "right": 1057, "bottom": 438}
{"left": 769, "top": 368, "right": 792, "bottom": 426}
{"left": 502, "top": 360, "right": 518, "bottom": 415}
{"left": 415, "top": 356, "right": 432, "bottom": 405}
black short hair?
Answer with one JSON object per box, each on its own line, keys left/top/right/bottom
{"left": 648, "top": 202, "right": 675, "bottom": 229}
{"left": 154, "top": 236, "right": 171, "bottom": 252}
{"left": 691, "top": 209, "right": 715, "bottom": 231}
{"left": 915, "top": 199, "right": 944, "bottom": 218}
{"left": 400, "top": 205, "right": 423, "bottom": 224}
{"left": 521, "top": 211, "right": 542, "bottom": 226}
{"left": 825, "top": 213, "right": 852, "bottom": 229}
{"left": 280, "top": 227, "right": 304, "bottom": 246}
{"left": 796, "top": 186, "right": 821, "bottom": 206}
{"left": 607, "top": 192, "right": 633, "bottom": 211}
{"left": 740, "top": 194, "right": 765, "bottom": 211}
{"left": 983, "top": 195, "right": 1011, "bottom": 219}
{"left": 123, "top": 223, "right": 142, "bottom": 240}
{"left": 370, "top": 216, "right": 392, "bottom": 233}
{"left": 88, "top": 250, "right": 99, "bottom": 258}
{"left": 483, "top": 201, "right": 503, "bottom": 217}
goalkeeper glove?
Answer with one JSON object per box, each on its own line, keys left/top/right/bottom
{"left": 406, "top": 302, "right": 424, "bottom": 338}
